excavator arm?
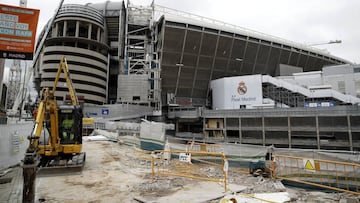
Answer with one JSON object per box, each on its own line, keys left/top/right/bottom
{"left": 22, "top": 96, "right": 45, "bottom": 203}
{"left": 53, "top": 56, "right": 79, "bottom": 106}
{"left": 25, "top": 87, "right": 60, "bottom": 159}
{"left": 24, "top": 100, "right": 45, "bottom": 158}
{"left": 23, "top": 87, "right": 60, "bottom": 202}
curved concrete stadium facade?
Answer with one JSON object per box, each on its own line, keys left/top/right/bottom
{"left": 34, "top": 4, "right": 109, "bottom": 104}
{"left": 34, "top": 2, "right": 349, "bottom": 106}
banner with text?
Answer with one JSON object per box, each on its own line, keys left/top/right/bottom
{"left": 0, "top": 4, "right": 40, "bottom": 60}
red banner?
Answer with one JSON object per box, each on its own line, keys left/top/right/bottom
{"left": 0, "top": 4, "right": 40, "bottom": 60}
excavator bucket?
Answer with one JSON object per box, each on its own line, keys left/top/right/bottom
{"left": 37, "top": 152, "right": 86, "bottom": 176}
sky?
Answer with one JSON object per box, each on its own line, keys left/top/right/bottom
{"left": 2, "top": 0, "right": 360, "bottom": 84}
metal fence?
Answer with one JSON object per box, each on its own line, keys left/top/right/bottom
{"left": 151, "top": 149, "right": 228, "bottom": 192}
{"left": 272, "top": 154, "right": 360, "bottom": 195}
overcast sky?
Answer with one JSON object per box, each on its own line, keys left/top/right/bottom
{"left": 2, "top": 0, "right": 360, "bottom": 81}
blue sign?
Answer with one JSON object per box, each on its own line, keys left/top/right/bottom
{"left": 102, "top": 109, "right": 109, "bottom": 115}
{"left": 305, "top": 101, "right": 335, "bottom": 108}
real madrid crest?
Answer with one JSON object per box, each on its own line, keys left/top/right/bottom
{"left": 237, "top": 82, "right": 247, "bottom": 95}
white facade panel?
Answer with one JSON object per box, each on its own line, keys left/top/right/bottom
{"left": 211, "top": 75, "right": 263, "bottom": 110}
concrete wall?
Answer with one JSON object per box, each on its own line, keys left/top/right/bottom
{"left": 117, "top": 74, "right": 150, "bottom": 103}
{"left": 203, "top": 106, "right": 360, "bottom": 151}
{"left": 276, "top": 64, "right": 303, "bottom": 76}
{"left": 282, "top": 64, "right": 360, "bottom": 98}
{"left": 0, "top": 120, "right": 32, "bottom": 170}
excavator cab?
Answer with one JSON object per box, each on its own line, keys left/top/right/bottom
{"left": 58, "top": 105, "right": 83, "bottom": 145}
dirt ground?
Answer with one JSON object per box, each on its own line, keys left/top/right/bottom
{"left": 35, "top": 139, "right": 359, "bottom": 203}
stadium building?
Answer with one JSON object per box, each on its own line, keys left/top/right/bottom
{"left": 33, "top": 2, "right": 360, "bottom": 150}
{"left": 34, "top": 1, "right": 349, "bottom": 106}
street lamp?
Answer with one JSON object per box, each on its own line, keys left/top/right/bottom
{"left": 308, "top": 40, "right": 342, "bottom": 46}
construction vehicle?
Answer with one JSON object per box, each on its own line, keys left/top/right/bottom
{"left": 22, "top": 56, "right": 85, "bottom": 203}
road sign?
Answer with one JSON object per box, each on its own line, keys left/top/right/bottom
{"left": 303, "top": 158, "right": 315, "bottom": 172}
{"left": 102, "top": 109, "right": 109, "bottom": 115}
{"left": 179, "top": 153, "right": 191, "bottom": 163}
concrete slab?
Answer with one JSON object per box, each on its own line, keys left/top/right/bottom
{"left": 0, "top": 166, "right": 23, "bottom": 203}
{"left": 273, "top": 180, "right": 286, "bottom": 191}
{"left": 152, "top": 182, "right": 247, "bottom": 203}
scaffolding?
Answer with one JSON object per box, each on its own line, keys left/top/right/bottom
{"left": 120, "top": 2, "right": 161, "bottom": 112}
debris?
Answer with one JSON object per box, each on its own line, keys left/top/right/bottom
{"left": 133, "top": 197, "right": 148, "bottom": 203}
{"left": 89, "top": 129, "right": 118, "bottom": 141}
{"left": 273, "top": 180, "right": 286, "bottom": 192}
{"left": 220, "top": 192, "right": 291, "bottom": 203}
{"left": 29, "top": 140, "right": 359, "bottom": 203}
{"left": 86, "top": 135, "right": 109, "bottom": 141}
{"left": 339, "top": 198, "right": 360, "bottom": 203}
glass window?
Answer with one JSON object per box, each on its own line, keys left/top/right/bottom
{"left": 91, "top": 25, "right": 98, "bottom": 40}
{"left": 57, "top": 21, "right": 64, "bottom": 37}
{"left": 338, "top": 81, "right": 345, "bottom": 94}
{"left": 66, "top": 20, "right": 76, "bottom": 37}
{"left": 79, "top": 21, "right": 89, "bottom": 38}
{"left": 356, "top": 80, "right": 360, "bottom": 98}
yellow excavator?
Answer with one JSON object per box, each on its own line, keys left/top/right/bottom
{"left": 23, "top": 56, "right": 85, "bottom": 203}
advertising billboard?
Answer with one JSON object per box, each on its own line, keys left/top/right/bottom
{"left": 211, "top": 75, "right": 263, "bottom": 109}
{"left": 0, "top": 4, "right": 40, "bottom": 60}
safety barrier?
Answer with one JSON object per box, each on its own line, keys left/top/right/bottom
{"left": 151, "top": 149, "right": 228, "bottom": 192}
{"left": 186, "top": 141, "right": 224, "bottom": 153}
{"left": 272, "top": 154, "right": 360, "bottom": 195}
{"left": 185, "top": 141, "right": 262, "bottom": 174}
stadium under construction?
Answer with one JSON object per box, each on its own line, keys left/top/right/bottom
{"left": 31, "top": 1, "right": 360, "bottom": 151}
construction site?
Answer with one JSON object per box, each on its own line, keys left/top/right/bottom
{"left": 0, "top": 131, "right": 359, "bottom": 203}
{"left": 1, "top": 0, "right": 360, "bottom": 202}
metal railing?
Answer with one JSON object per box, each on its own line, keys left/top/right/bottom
{"left": 186, "top": 141, "right": 224, "bottom": 153}
{"left": 272, "top": 154, "right": 360, "bottom": 195}
{"left": 203, "top": 105, "right": 360, "bottom": 118}
{"left": 151, "top": 149, "right": 228, "bottom": 192}
{"left": 58, "top": 4, "right": 104, "bottom": 25}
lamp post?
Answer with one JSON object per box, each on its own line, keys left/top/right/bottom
{"left": 308, "top": 40, "right": 342, "bottom": 46}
